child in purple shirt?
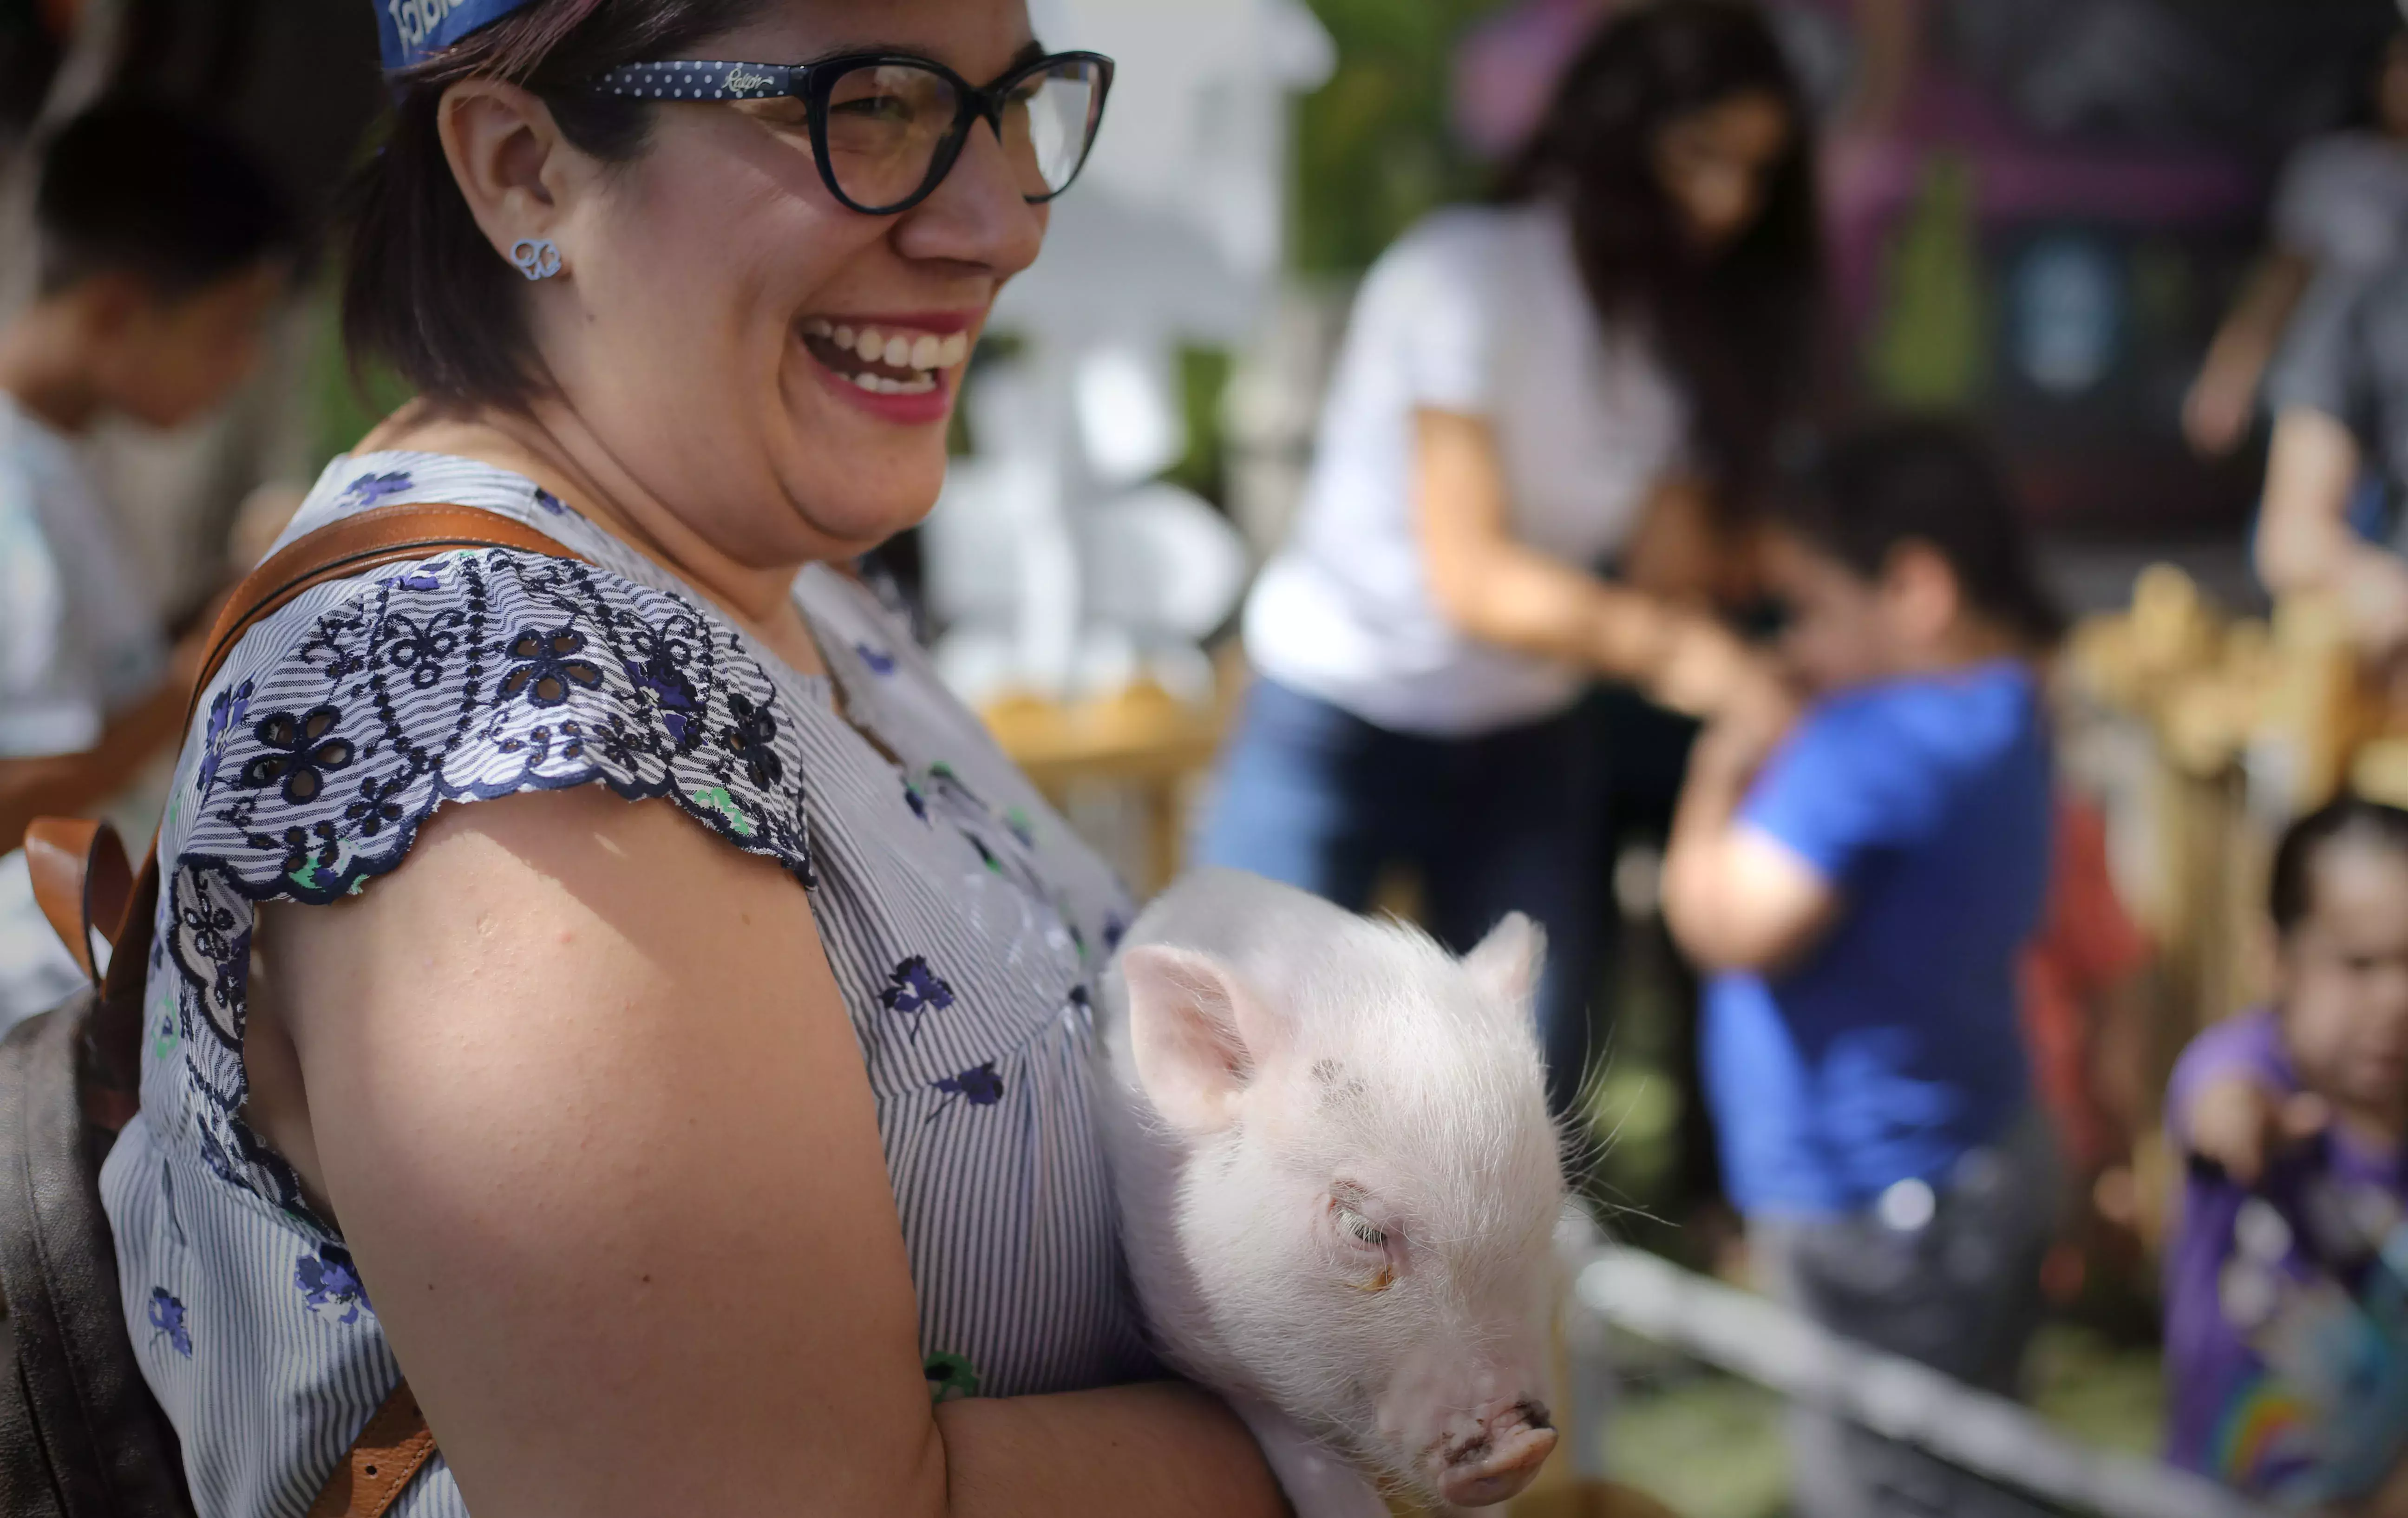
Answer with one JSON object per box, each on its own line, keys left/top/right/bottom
{"left": 2166, "top": 796, "right": 2408, "bottom": 1508}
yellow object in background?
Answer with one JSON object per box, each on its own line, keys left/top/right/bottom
{"left": 1869, "top": 154, "right": 1989, "bottom": 411}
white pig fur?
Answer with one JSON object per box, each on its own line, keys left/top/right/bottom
{"left": 1097, "top": 868, "right": 1569, "bottom": 1517}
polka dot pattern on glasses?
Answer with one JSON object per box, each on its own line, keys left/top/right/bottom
{"left": 594, "top": 60, "right": 794, "bottom": 100}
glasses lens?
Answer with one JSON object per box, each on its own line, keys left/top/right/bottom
{"left": 823, "top": 63, "right": 961, "bottom": 210}
{"left": 999, "top": 58, "right": 1106, "bottom": 200}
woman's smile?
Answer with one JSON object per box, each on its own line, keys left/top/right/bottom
{"left": 799, "top": 308, "right": 981, "bottom": 425}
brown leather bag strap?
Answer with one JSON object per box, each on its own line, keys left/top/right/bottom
{"left": 22, "top": 818, "right": 130, "bottom": 988}
{"left": 189, "top": 502, "right": 590, "bottom": 728}
{"left": 306, "top": 1379, "right": 438, "bottom": 1518}
{"left": 28, "top": 502, "right": 589, "bottom": 994}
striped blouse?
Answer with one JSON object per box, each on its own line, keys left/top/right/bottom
{"left": 98, "top": 452, "right": 1154, "bottom": 1518}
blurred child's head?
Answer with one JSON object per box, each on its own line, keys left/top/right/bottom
{"left": 2270, "top": 796, "right": 2408, "bottom": 1118}
{"left": 1765, "top": 419, "right": 2062, "bottom": 695}
{"left": 30, "top": 99, "right": 292, "bottom": 429}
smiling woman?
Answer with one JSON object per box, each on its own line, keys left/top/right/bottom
{"left": 92, "top": 3, "right": 1286, "bottom": 1518}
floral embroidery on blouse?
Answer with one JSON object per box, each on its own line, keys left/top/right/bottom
{"left": 162, "top": 549, "right": 814, "bottom": 1225}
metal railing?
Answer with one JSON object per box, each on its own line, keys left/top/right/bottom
{"left": 1558, "top": 1229, "right": 2278, "bottom": 1518}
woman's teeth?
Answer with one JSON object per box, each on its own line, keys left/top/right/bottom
{"left": 802, "top": 317, "right": 969, "bottom": 396}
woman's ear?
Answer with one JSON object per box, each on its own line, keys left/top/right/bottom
{"left": 435, "top": 79, "right": 579, "bottom": 270}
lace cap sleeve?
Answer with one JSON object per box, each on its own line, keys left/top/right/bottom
{"left": 180, "top": 546, "right": 811, "bottom": 900}
{"left": 157, "top": 545, "right": 815, "bottom": 1219}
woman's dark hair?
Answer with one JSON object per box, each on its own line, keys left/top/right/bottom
{"left": 2270, "top": 794, "right": 2408, "bottom": 938}
{"left": 38, "top": 99, "right": 293, "bottom": 299}
{"left": 1497, "top": 0, "right": 1821, "bottom": 510}
{"left": 341, "top": 0, "right": 763, "bottom": 408}
{"left": 1775, "top": 418, "right": 2065, "bottom": 647}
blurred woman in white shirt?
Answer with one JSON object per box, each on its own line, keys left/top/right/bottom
{"left": 1201, "top": 0, "right": 1824, "bottom": 1115}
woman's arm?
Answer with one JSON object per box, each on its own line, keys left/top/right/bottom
{"left": 1413, "top": 407, "right": 1767, "bottom": 718}
{"left": 250, "top": 786, "right": 1283, "bottom": 1518}
{"left": 2185, "top": 251, "right": 2312, "bottom": 458}
{"left": 2257, "top": 404, "right": 2408, "bottom": 658}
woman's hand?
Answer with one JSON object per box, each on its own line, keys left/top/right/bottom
{"left": 2257, "top": 406, "right": 2408, "bottom": 662}
{"left": 247, "top": 786, "right": 1282, "bottom": 1518}
{"left": 1413, "top": 408, "right": 1760, "bottom": 702}
{"left": 1690, "top": 657, "right": 1800, "bottom": 784}
{"left": 2185, "top": 251, "right": 2311, "bottom": 459}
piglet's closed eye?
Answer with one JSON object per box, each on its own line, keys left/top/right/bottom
{"left": 1462, "top": 912, "right": 1546, "bottom": 1020}
{"left": 1121, "top": 945, "right": 1286, "bottom": 1134}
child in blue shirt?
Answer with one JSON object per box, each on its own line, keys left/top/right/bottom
{"left": 1665, "top": 419, "right": 2060, "bottom": 1518}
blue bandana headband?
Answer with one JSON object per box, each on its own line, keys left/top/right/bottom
{"left": 376, "top": 0, "right": 539, "bottom": 72}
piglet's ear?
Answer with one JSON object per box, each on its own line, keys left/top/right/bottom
{"left": 1464, "top": 913, "right": 1546, "bottom": 1021}
{"left": 1122, "top": 945, "right": 1280, "bottom": 1134}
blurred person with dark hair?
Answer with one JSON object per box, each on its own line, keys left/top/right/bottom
{"left": 2163, "top": 796, "right": 2408, "bottom": 1511}
{"left": 0, "top": 98, "right": 291, "bottom": 1024}
{"left": 1202, "top": 0, "right": 1821, "bottom": 1116}
{"left": 1663, "top": 419, "right": 2061, "bottom": 1518}
{"left": 1451, "top": 0, "right": 1923, "bottom": 160}
{"left": 2188, "top": 29, "right": 2408, "bottom": 460}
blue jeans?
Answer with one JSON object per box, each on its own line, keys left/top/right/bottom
{"left": 1196, "top": 676, "right": 1603, "bottom": 1114}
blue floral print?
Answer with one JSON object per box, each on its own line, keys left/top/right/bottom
{"left": 623, "top": 647, "right": 705, "bottom": 750}
{"left": 337, "top": 471, "right": 414, "bottom": 510}
{"left": 881, "top": 957, "right": 955, "bottom": 1041}
{"left": 856, "top": 641, "right": 898, "bottom": 676}
{"left": 295, "top": 1244, "right": 371, "bottom": 1324}
{"left": 200, "top": 680, "right": 254, "bottom": 800}
{"left": 929, "top": 1061, "right": 1005, "bottom": 1120}
{"left": 148, "top": 1288, "right": 192, "bottom": 1357}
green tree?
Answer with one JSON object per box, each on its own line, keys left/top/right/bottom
{"left": 1293, "top": 0, "right": 1518, "bottom": 276}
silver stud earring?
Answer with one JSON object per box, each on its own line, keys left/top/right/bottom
{"left": 510, "top": 238, "right": 563, "bottom": 281}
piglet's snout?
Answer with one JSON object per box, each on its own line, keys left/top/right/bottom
{"left": 1435, "top": 1399, "right": 1557, "bottom": 1507}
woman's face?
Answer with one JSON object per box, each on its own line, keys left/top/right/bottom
{"left": 1651, "top": 88, "right": 1793, "bottom": 254}
{"left": 530, "top": 0, "right": 1048, "bottom": 565}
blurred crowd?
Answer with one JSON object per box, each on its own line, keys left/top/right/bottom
{"left": 9, "top": 0, "right": 2408, "bottom": 1514}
